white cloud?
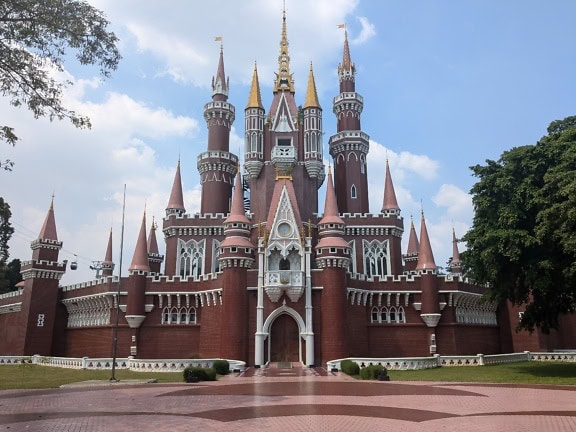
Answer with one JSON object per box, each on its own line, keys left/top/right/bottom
{"left": 433, "top": 183, "right": 473, "bottom": 219}
{"left": 352, "top": 16, "right": 377, "bottom": 45}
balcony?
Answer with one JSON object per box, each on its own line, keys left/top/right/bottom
{"left": 264, "top": 270, "right": 304, "bottom": 303}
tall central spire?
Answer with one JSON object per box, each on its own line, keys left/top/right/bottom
{"left": 273, "top": 7, "right": 295, "bottom": 93}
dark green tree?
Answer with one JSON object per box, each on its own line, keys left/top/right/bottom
{"left": 462, "top": 116, "right": 576, "bottom": 333}
{"left": 0, "top": 197, "right": 14, "bottom": 263}
{"left": 0, "top": 259, "right": 21, "bottom": 294}
{"left": 1, "top": 0, "right": 121, "bottom": 170}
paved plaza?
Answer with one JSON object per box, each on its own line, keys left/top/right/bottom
{"left": 0, "top": 364, "right": 575, "bottom": 431}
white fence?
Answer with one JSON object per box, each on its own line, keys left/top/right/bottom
{"left": 326, "top": 351, "right": 576, "bottom": 371}
{"left": 0, "top": 355, "right": 245, "bottom": 372}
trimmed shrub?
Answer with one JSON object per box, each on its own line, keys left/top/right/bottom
{"left": 212, "top": 360, "right": 230, "bottom": 375}
{"left": 360, "top": 364, "right": 385, "bottom": 380}
{"left": 340, "top": 360, "right": 360, "bottom": 376}
{"left": 183, "top": 366, "right": 217, "bottom": 382}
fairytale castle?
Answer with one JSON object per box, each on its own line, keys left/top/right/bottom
{"left": 1, "top": 12, "right": 573, "bottom": 366}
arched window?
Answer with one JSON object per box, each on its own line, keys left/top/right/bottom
{"left": 381, "top": 307, "right": 388, "bottom": 323}
{"left": 251, "top": 133, "right": 258, "bottom": 152}
{"left": 189, "top": 307, "right": 197, "bottom": 324}
{"left": 347, "top": 240, "right": 356, "bottom": 274}
{"left": 389, "top": 307, "right": 397, "bottom": 323}
{"left": 170, "top": 307, "right": 178, "bottom": 324}
{"left": 304, "top": 134, "right": 309, "bottom": 153}
{"left": 180, "top": 310, "right": 188, "bottom": 324}
{"left": 311, "top": 133, "right": 317, "bottom": 152}
{"left": 212, "top": 240, "right": 221, "bottom": 274}
{"left": 279, "top": 258, "right": 290, "bottom": 270}
{"left": 397, "top": 306, "right": 405, "bottom": 323}
{"left": 351, "top": 184, "right": 357, "bottom": 199}
{"left": 371, "top": 307, "right": 379, "bottom": 323}
{"left": 178, "top": 239, "right": 205, "bottom": 279}
{"left": 363, "top": 240, "right": 390, "bottom": 278}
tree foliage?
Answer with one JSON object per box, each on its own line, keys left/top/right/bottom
{"left": 462, "top": 116, "right": 576, "bottom": 333}
{"left": 0, "top": 0, "right": 121, "bottom": 170}
{"left": 0, "top": 258, "right": 22, "bottom": 294}
{"left": 0, "top": 197, "right": 14, "bottom": 263}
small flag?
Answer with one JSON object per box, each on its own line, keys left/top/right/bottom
{"left": 337, "top": 23, "right": 346, "bottom": 29}
{"left": 214, "top": 36, "right": 223, "bottom": 41}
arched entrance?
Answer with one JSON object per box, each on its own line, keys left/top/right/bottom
{"left": 270, "top": 314, "right": 299, "bottom": 362}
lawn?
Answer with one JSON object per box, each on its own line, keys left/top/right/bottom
{"left": 0, "top": 361, "right": 575, "bottom": 390}
{"left": 389, "top": 361, "right": 576, "bottom": 385}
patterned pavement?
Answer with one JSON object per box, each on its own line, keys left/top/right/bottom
{"left": 0, "top": 364, "right": 575, "bottom": 432}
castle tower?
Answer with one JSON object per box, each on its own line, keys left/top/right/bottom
{"left": 416, "top": 212, "right": 441, "bottom": 355}
{"left": 403, "top": 217, "right": 420, "bottom": 272}
{"left": 449, "top": 228, "right": 462, "bottom": 275}
{"left": 245, "top": 10, "right": 322, "bottom": 223}
{"left": 380, "top": 159, "right": 404, "bottom": 274}
{"left": 163, "top": 159, "right": 185, "bottom": 276}
{"left": 101, "top": 228, "right": 114, "bottom": 277}
{"left": 329, "top": 29, "right": 370, "bottom": 213}
{"left": 244, "top": 63, "right": 265, "bottom": 182}
{"left": 315, "top": 169, "right": 351, "bottom": 364}
{"left": 125, "top": 210, "right": 149, "bottom": 336}
{"left": 19, "top": 198, "right": 66, "bottom": 355}
{"left": 147, "top": 217, "right": 164, "bottom": 274}
{"left": 218, "top": 170, "right": 254, "bottom": 361}
{"left": 302, "top": 63, "right": 325, "bottom": 187}
{"left": 198, "top": 44, "right": 238, "bottom": 214}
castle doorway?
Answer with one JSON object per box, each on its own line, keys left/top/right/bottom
{"left": 270, "top": 314, "right": 299, "bottom": 362}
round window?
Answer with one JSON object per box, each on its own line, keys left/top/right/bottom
{"left": 277, "top": 222, "right": 292, "bottom": 237}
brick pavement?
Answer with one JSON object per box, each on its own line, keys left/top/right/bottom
{"left": 0, "top": 364, "right": 575, "bottom": 431}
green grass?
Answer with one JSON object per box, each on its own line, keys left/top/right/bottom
{"left": 1, "top": 361, "right": 575, "bottom": 390}
{"left": 0, "top": 364, "right": 182, "bottom": 390}
{"left": 388, "top": 361, "right": 576, "bottom": 385}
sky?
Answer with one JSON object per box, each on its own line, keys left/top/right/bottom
{"left": 2, "top": 0, "right": 575, "bottom": 285}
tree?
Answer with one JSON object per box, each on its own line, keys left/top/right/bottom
{"left": 1, "top": 0, "right": 121, "bottom": 170}
{"left": 0, "top": 259, "right": 22, "bottom": 294}
{"left": 462, "top": 116, "right": 576, "bottom": 333}
{"left": 0, "top": 197, "right": 14, "bottom": 263}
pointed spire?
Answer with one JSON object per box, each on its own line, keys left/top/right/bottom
{"left": 416, "top": 211, "right": 436, "bottom": 271}
{"left": 382, "top": 159, "right": 400, "bottom": 212}
{"left": 166, "top": 158, "right": 185, "bottom": 213}
{"left": 212, "top": 44, "right": 228, "bottom": 98}
{"left": 303, "top": 62, "right": 321, "bottom": 109}
{"left": 147, "top": 217, "right": 159, "bottom": 255}
{"left": 451, "top": 227, "right": 461, "bottom": 265}
{"left": 129, "top": 210, "right": 150, "bottom": 272}
{"left": 319, "top": 167, "right": 344, "bottom": 225}
{"left": 246, "top": 62, "right": 264, "bottom": 109}
{"left": 224, "top": 170, "right": 250, "bottom": 224}
{"left": 38, "top": 196, "right": 58, "bottom": 241}
{"left": 104, "top": 228, "right": 113, "bottom": 263}
{"left": 406, "top": 217, "right": 419, "bottom": 255}
{"left": 273, "top": 8, "right": 295, "bottom": 93}
{"left": 338, "top": 29, "right": 355, "bottom": 77}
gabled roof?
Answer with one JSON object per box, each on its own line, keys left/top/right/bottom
{"left": 266, "top": 179, "right": 302, "bottom": 229}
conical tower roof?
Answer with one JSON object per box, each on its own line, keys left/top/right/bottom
{"left": 416, "top": 211, "right": 436, "bottom": 271}
{"left": 382, "top": 159, "right": 400, "bottom": 212}
{"left": 406, "top": 217, "right": 419, "bottom": 255}
{"left": 246, "top": 62, "right": 263, "bottom": 109}
{"left": 166, "top": 159, "right": 185, "bottom": 212}
{"left": 39, "top": 197, "right": 58, "bottom": 241}
{"left": 104, "top": 228, "right": 113, "bottom": 263}
{"left": 147, "top": 217, "right": 159, "bottom": 255}
{"left": 338, "top": 29, "right": 355, "bottom": 76}
{"left": 273, "top": 8, "right": 295, "bottom": 93}
{"left": 212, "top": 44, "right": 228, "bottom": 97}
{"left": 129, "top": 210, "right": 150, "bottom": 272}
{"left": 451, "top": 227, "right": 461, "bottom": 265}
{"left": 303, "top": 63, "right": 321, "bottom": 109}
{"left": 224, "top": 171, "right": 250, "bottom": 224}
{"left": 319, "top": 168, "right": 344, "bottom": 226}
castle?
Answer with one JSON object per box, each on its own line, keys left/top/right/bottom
{"left": 1, "top": 12, "right": 573, "bottom": 366}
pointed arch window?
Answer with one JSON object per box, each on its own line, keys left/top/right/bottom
{"left": 363, "top": 239, "right": 390, "bottom": 278}
{"left": 304, "top": 133, "right": 309, "bottom": 153}
{"left": 311, "top": 133, "right": 318, "bottom": 152}
{"left": 351, "top": 184, "right": 357, "bottom": 199}
{"left": 212, "top": 240, "right": 221, "bottom": 274}
{"left": 177, "top": 239, "right": 206, "bottom": 279}
{"left": 251, "top": 132, "right": 258, "bottom": 152}
{"left": 347, "top": 240, "right": 356, "bottom": 274}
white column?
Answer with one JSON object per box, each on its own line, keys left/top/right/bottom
{"left": 254, "top": 238, "right": 266, "bottom": 366}
{"left": 304, "top": 237, "right": 314, "bottom": 366}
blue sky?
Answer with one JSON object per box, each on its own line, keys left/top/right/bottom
{"left": 2, "top": 0, "right": 575, "bottom": 284}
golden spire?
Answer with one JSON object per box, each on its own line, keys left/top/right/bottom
{"left": 273, "top": 8, "right": 295, "bottom": 93}
{"left": 303, "top": 62, "right": 320, "bottom": 108}
{"left": 246, "top": 62, "right": 264, "bottom": 109}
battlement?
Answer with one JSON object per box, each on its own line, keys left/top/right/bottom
{"left": 149, "top": 272, "right": 222, "bottom": 284}
{"left": 348, "top": 273, "right": 417, "bottom": 283}
{"left": 0, "top": 288, "right": 23, "bottom": 301}
{"left": 61, "top": 276, "right": 118, "bottom": 292}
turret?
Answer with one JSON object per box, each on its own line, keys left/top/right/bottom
{"left": 416, "top": 212, "right": 441, "bottom": 330}
{"left": 125, "top": 210, "right": 149, "bottom": 331}
{"left": 302, "top": 63, "right": 325, "bottom": 187}
{"left": 329, "top": 29, "right": 370, "bottom": 213}
{"left": 147, "top": 217, "right": 164, "bottom": 274}
{"left": 101, "top": 228, "right": 114, "bottom": 277}
{"left": 449, "top": 228, "right": 462, "bottom": 275}
{"left": 219, "top": 170, "right": 254, "bottom": 361}
{"left": 198, "top": 44, "right": 238, "bottom": 214}
{"left": 381, "top": 160, "right": 400, "bottom": 216}
{"left": 19, "top": 197, "right": 66, "bottom": 355}
{"left": 403, "top": 217, "right": 419, "bottom": 272}
{"left": 166, "top": 159, "right": 185, "bottom": 217}
{"left": 315, "top": 168, "right": 350, "bottom": 364}
{"left": 244, "top": 63, "right": 265, "bottom": 181}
